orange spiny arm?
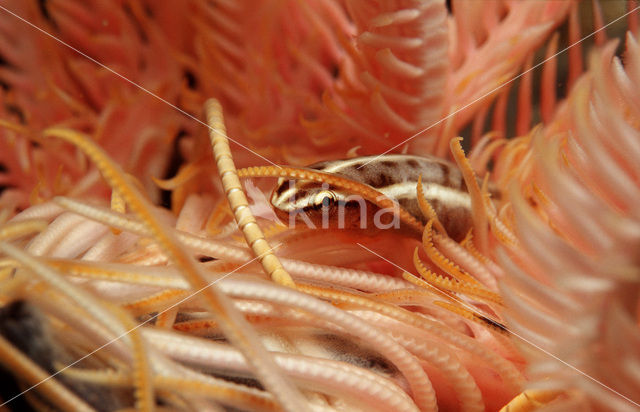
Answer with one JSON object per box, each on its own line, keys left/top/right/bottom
{"left": 451, "top": 137, "right": 489, "bottom": 255}
{"left": 416, "top": 175, "right": 447, "bottom": 235}
{"left": 422, "top": 219, "right": 482, "bottom": 287}
{"left": 42, "top": 126, "right": 308, "bottom": 412}
{"left": 112, "top": 307, "right": 154, "bottom": 412}
{"left": 205, "top": 100, "right": 295, "bottom": 287}
{"left": 411, "top": 249, "right": 503, "bottom": 305}
{"left": 432, "top": 300, "right": 509, "bottom": 336}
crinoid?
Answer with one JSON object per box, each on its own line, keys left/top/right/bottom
{"left": 0, "top": 1, "right": 639, "bottom": 412}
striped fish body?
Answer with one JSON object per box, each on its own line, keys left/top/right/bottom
{"left": 271, "top": 154, "right": 484, "bottom": 240}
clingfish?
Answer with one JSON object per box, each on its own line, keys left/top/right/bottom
{"left": 270, "top": 154, "right": 496, "bottom": 240}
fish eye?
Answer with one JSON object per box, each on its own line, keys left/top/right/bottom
{"left": 312, "top": 190, "right": 336, "bottom": 210}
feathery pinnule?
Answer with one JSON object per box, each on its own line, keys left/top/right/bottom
{"left": 0, "top": 1, "right": 638, "bottom": 411}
